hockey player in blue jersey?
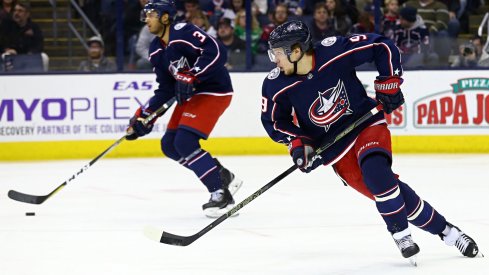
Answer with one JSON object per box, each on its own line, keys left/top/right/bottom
{"left": 261, "top": 20, "right": 480, "bottom": 263}
{"left": 125, "top": 0, "right": 242, "bottom": 218}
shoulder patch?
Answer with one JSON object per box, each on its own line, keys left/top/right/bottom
{"left": 174, "top": 23, "right": 186, "bottom": 30}
{"left": 267, "top": 67, "right": 280, "bottom": 80}
{"left": 321, "top": 36, "right": 337, "bottom": 47}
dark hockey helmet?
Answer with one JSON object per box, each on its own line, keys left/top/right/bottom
{"left": 141, "top": 0, "right": 177, "bottom": 22}
{"left": 268, "top": 20, "right": 312, "bottom": 62}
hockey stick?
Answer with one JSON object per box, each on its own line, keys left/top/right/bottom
{"left": 7, "top": 98, "right": 176, "bottom": 205}
{"left": 144, "top": 105, "right": 383, "bottom": 246}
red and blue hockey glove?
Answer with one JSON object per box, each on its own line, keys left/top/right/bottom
{"left": 174, "top": 70, "right": 197, "bottom": 105}
{"left": 289, "top": 137, "right": 323, "bottom": 173}
{"left": 374, "top": 76, "right": 405, "bottom": 114}
{"left": 126, "top": 107, "right": 156, "bottom": 140}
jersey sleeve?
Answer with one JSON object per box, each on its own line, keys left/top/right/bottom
{"left": 147, "top": 67, "right": 175, "bottom": 111}
{"left": 146, "top": 39, "right": 175, "bottom": 111}
{"left": 172, "top": 24, "right": 226, "bottom": 83}
{"left": 261, "top": 78, "right": 309, "bottom": 145}
{"left": 338, "top": 33, "right": 403, "bottom": 77}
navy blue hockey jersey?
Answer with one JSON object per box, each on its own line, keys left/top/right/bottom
{"left": 261, "top": 33, "right": 403, "bottom": 165}
{"left": 145, "top": 22, "right": 233, "bottom": 111}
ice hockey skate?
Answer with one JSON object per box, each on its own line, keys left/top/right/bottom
{"left": 215, "top": 159, "right": 243, "bottom": 195}
{"left": 202, "top": 188, "right": 235, "bottom": 218}
{"left": 392, "top": 228, "right": 420, "bottom": 266}
{"left": 440, "top": 222, "right": 483, "bottom": 258}
{"left": 201, "top": 161, "right": 243, "bottom": 218}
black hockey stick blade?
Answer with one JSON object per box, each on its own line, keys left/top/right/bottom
{"left": 144, "top": 105, "right": 382, "bottom": 246}
{"left": 8, "top": 183, "right": 66, "bottom": 204}
{"left": 7, "top": 136, "right": 126, "bottom": 204}
{"left": 8, "top": 98, "right": 176, "bottom": 205}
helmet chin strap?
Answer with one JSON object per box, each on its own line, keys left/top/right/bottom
{"left": 288, "top": 50, "right": 305, "bottom": 75}
{"left": 159, "top": 16, "right": 169, "bottom": 40}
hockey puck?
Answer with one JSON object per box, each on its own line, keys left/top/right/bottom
{"left": 25, "top": 212, "right": 35, "bottom": 216}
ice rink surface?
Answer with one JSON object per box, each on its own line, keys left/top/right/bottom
{"left": 1, "top": 155, "right": 488, "bottom": 275}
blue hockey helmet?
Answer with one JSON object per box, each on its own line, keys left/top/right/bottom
{"left": 268, "top": 20, "right": 312, "bottom": 62}
{"left": 141, "top": 0, "right": 177, "bottom": 22}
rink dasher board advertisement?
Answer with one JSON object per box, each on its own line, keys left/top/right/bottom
{"left": 1, "top": 71, "right": 489, "bottom": 160}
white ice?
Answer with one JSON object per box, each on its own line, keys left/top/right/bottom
{"left": 1, "top": 155, "right": 488, "bottom": 275}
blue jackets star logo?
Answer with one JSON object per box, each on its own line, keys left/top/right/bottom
{"left": 308, "top": 80, "right": 352, "bottom": 132}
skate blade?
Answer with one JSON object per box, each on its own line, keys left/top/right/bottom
{"left": 408, "top": 255, "right": 417, "bottom": 267}
{"left": 204, "top": 204, "right": 238, "bottom": 218}
{"left": 228, "top": 178, "right": 243, "bottom": 195}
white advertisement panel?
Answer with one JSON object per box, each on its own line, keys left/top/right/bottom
{"left": 1, "top": 71, "right": 489, "bottom": 143}
{"left": 1, "top": 74, "right": 166, "bottom": 142}
{"left": 356, "top": 71, "right": 489, "bottom": 135}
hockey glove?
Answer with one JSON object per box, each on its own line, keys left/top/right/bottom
{"left": 174, "top": 70, "right": 197, "bottom": 105}
{"left": 374, "top": 76, "right": 405, "bottom": 114}
{"left": 126, "top": 107, "right": 156, "bottom": 140}
{"left": 289, "top": 137, "right": 323, "bottom": 173}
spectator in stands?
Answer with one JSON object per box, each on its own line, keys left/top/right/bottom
{"left": 382, "top": 0, "right": 399, "bottom": 38}
{"left": 124, "top": 0, "right": 148, "bottom": 44}
{"left": 360, "top": 0, "right": 373, "bottom": 12}
{"left": 451, "top": 40, "right": 479, "bottom": 67}
{"left": 126, "top": 0, "right": 148, "bottom": 69}
{"left": 309, "top": 2, "right": 335, "bottom": 42}
{"left": 403, "top": 0, "right": 449, "bottom": 34}
{"left": 189, "top": 9, "right": 217, "bottom": 38}
{"left": 217, "top": 17, "right": 246, "bottom": 70}
{"left": 198, "top": 0, "right": 222, "bottom": 14}
{"left": 344, "top": 0, "right": 360, "bottom": 23}
{"left": 473, "top": 36, "right": 489, "bottom": 67}
{"left": 451, "top": 36, "right": 489, "bottom": 67}
{"left": 0, "top": 0, "right": 16, "bottom": 21}
{"left": 1, "top": 1, "right": 49, "bottom": 71}
{"left": 206, "top": 0, "right": 225, "bottom": 26}
{"left": 183, "top": 0, "right": 200, "bottom": 22}
{"left": 350, "top": 10, "right": 375, "bottom": 33}
{"left": 222, "top": 0, "right": 245, "bottom": 20}
{"left": 325, "top": 0, "right": 353, "bottom": 35}
{"left": 78, "top": 36, "right": 116, "bottom": 72}
{"left": 437, "top": 0, "right": 461, "bottom": 36}
{"left": 393, "top": 6, "right": 438, "bottom": 67}
{"left": 234, "top": 9, "right": 262, "bottom": 53}
{"left": 254, "top": 0, "right": 268, "bottom": 15}
{"left": 0, "top": 0, "right": 17, "bottom": 55}
{"left": 221, "top": 0, "right": 262, "bottom": 21}
{"left": 403, "top": 0, "right": 453, "bottom": 64}
{"left": 268, "top": 0, "right": 304, "bottom": 16}
{"left": 134, "top": 25, "right": 155, "bottom": 70}
{"left": 257, "top": 3, "right": 288, "bottom": 53}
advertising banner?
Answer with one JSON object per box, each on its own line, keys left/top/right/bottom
{"left": 1, "top": 74, "right": 162, "bottom": 141}
{"left": 357, "top": 71, "right": 489, "bottom": 135}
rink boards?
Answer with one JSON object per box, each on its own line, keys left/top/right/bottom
{"left": 1, "top": 71, "right": 489, "bottom": 160}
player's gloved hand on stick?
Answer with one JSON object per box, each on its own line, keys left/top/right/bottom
{"left": 174, "top": 70, "right": 197, "bottom": 105}
{"left": 289, "top": 137, "right": 323, "bottom": 173}
{"left": 374, "top": 76, "right": 405, "bottom": 114}
{"left": 126, "top": 107, "right": 156, "bottom": 140}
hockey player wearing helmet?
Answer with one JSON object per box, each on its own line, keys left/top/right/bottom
{"left": 261, "top": 20, "right": 481, "bottom": 264}
{"left": 126, "top": 0, "right": 243, "bottom": 218}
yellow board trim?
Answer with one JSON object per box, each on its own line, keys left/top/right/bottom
{"left": 1, "top": 136, "right": 489, "bottom": 161}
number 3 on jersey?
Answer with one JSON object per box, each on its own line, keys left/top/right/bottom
{"left": 193, "top": 31, "right": 206, "bottom": 43}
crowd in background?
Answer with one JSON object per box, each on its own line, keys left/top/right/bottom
{"left": 1, "top": 0, "right": 489, "bottom": 72}
{"left": 0, "top": 0, "right": 49, "bottom": 72}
